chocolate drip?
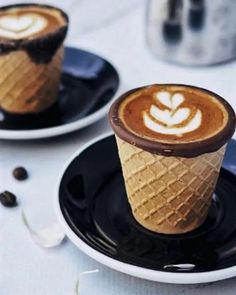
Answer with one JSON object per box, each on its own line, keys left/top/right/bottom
{"left": 23, "top": 26, "right": 68, "bottom": 63}
{"left": 0, "top": 3, "right": 69, "bottom": 64}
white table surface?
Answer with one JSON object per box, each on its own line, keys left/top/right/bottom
{"left": 1, "top": 0, "right": 236, "bottom": 294}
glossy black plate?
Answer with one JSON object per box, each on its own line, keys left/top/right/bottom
{"left": 0, "top": 47, "right": 119, "bottom": 131}
{"left": 59, "top": 135, "right": 236, "bottom": 273}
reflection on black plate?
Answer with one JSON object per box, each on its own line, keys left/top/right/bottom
{"left": 59, "top": 135, "right": 236, "bottom": 273}
{"left": 0, "top": 47, "right": 119, "bottom": 130}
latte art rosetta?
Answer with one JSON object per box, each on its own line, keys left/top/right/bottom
{"left": 143, "top": 91, "right": 202, "bottom": 136}
{"left": 0, "top": 13, "right": 48, "bottom": 39}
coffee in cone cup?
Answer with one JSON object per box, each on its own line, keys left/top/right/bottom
{"left": 0, "top": 4, "right": 68, "bottom": 114}
{"left": 109, "top": 84, "right": 236, "bottom": 234}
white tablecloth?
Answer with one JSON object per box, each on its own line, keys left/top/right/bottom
{"left": 1, "top": 0, "right": 236, "bottom": 294}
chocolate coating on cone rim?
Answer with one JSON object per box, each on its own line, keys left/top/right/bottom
{"left": 0, "top": 3, "right": 69, "bottom": 63}
{"left": 109, "top": 84, "right": 236, "bottom": 157}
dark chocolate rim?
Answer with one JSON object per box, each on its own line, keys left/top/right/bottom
{"left": 0, "top": 3, "right": 69, "bottom": 63}
{"left": 109, "top": 84, "right": 236, "bottom": 157}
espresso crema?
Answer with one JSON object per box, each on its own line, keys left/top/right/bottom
{"left": 119, "top": 85, "right": 229, "bottom": 143}
{"left": 0, "top": 5, "right": 66, "bottom": 40}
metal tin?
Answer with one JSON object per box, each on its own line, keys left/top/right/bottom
{"left": 146, "top": 0, "right": 236, "bottom": 65}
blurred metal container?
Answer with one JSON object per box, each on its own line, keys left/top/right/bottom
{"left": 146, "top": 0, "right": 236, "bottom": 65}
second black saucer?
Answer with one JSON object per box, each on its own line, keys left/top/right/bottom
{"left": 0, "top": 47, "right": 119, "bottom": 139}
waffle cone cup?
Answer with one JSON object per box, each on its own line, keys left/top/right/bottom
{"left": 0, "top": 46, "right": 64, "bottom": 114}
{"left": 115, "top": 135, "right": 226, "bottom": 234}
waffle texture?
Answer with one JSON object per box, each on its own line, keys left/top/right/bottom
{"left": 116, "top": 136, "right": 226, "bottom": 234}
{"left": 0, "top": 46, "right": 64, "bottom": 114}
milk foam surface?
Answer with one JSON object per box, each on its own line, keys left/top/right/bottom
{"left": 0, "top": 14, "right": 48, "bottom": 39}
{"left": 143, "top": 91, "right": 202, "bottom": 136}
{"left": 0, "top": 6, "right": 65, "bottom": 40}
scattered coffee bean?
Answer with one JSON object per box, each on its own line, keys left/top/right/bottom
{"left": 0, "top": 191, "right": 17, "bottom": 207}
{"left": 12, "top": 166, "right": 28, "bottom": 181}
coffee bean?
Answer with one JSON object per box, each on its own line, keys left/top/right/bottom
{"left": 0, "top": 191, "right": 17, "bottom": 207}
{"left": 12, "top": 166, "right": 28, "bottom": 181}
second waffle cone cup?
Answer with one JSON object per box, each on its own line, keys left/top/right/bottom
{"left": 115, "top": 135, "right": 226, "bottom": 234}
{"left": 0, "top": 46, "right": 64, "bottom": 114}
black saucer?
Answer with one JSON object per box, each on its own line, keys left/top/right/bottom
{"left": 0, "top": 47, "right": 119, "bottom": 131}
{"left": 59, "top": 135, "right": 236, "bottom": 273}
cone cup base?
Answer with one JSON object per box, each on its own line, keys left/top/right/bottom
{"left": 132, "top": 206, "right": 208, "bottom": 234}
